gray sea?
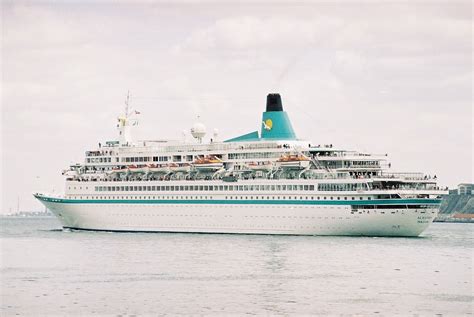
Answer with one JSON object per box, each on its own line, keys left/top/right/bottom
{"left": 0, "top": 216, "right": 472, "bottom": 316}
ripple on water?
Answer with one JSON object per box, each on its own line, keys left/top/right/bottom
{"left": 0, "top": 217, "right": 472, "bottom": 316}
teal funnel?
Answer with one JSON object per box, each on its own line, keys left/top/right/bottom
{"left": 260, "top": 94, "right": 296, "bottom": 140}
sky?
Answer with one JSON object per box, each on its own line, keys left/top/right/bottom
{"left": 1, "top": 0, "right": 472, "bottom": 213}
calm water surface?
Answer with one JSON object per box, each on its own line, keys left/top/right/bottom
{"left": 1, "top": 217, "right": 472, "bottom": 316}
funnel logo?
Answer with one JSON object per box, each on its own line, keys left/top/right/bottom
{"left": 262, "top": 119, "right": 273, "bottom": 131}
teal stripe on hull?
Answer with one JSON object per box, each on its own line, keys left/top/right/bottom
{"left": 34, "top": 195, "right": 441, "bottom": 206}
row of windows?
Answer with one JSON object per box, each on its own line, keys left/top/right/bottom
{"left": 123, "top": 156, "right": 152, "bottom": 163}
{"left": 318, "top": 183, "right": 366, "bottom": 191}
{"left": 350, "top": 160, "right": 380, "bottom": 166}
{"left": 87, "top": 157, "right": 112, "bottom": 163}
{"left": 95, "top": 184, "right": 316, "bottom": 192}
{"left": 352, "top": 204, "right": 432, "bottom": 210}
{"left": 121, "top": 156, "right": 193, "bottom": 163}
{"left": 228, "top": 152, "right": 281, "bottom": 159}
{"left": 71, "top": 195, "right": 369, "bottom": 201}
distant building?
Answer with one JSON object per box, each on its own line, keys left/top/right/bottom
{"left": 457, "top": 183, "right": 474, "bottom": 195}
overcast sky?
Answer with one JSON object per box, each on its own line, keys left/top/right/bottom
{"left": 1, "top": 0, "right": 472, "bottom": 213}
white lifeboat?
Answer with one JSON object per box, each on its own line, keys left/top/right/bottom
{"left": 276, "top": 154, "right": 310, "bottom": 170}
{"left": 247, "top": 161, "right": 273, "bottom": 172}
{"left": 147, "top": 164, "right": 170, "bottom": 174}
{"left": 107, "top": 166, "right": 128, "bottom": 175}
{"left": 169, "top": 163, "right": 191, "bottom": 173}
{"left": 127, "top": 165, "right": 149, "bottom": 174}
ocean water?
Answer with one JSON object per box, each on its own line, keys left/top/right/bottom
{"left": 0, "top": 217, "right": 472, "bottom": 316}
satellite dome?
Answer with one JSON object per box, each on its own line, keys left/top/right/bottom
{"left": 191, "top": 120, "right": 206, "bottom": 142}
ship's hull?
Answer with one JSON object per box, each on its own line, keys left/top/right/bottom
{"left": 35, "top": 195, "right": 439, "bottom": 237}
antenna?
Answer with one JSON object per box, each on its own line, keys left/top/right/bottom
{"left": 125, "top": 90, "right": 130, "bottom": 117}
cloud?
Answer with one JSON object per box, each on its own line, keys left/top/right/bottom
{"left": 1, "top": 1, "right": 472, "bottom": 213}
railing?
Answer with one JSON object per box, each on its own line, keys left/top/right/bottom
{"left": 119, "top": 140, "right": 284, "bottom": 154}
{"left": 376, "top": 172, "right": 429, "bottom": 181}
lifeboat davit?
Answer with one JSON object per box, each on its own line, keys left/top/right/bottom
{"left": 276, "top": 154, "right": 310, "bottom": 170}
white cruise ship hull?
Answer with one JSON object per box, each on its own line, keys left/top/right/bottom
{"left": 35, "top": 195, "right": 439, "bottom": 237}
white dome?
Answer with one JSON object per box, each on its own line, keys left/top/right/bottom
{"left": 191, "top": 121, "right": 206, "bottom": 139}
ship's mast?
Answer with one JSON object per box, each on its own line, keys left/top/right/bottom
{"left": 118, "top": 91, "right": 137, "bottom": 146}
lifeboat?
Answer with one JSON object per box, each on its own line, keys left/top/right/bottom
{"left": 276, "top": 154, "right": 310, "bottom": 170}
{"left": 193, "top": 156, "right": 223, "bottom": 172}
{"left": 109, "top": 166, "right": 128, "bottom": 175}
{"left": 169, "top": 163, "right": 191, "bottom": 173}
{"left": 147, "top": 164, "right": 170, "bottom": 174}
{"left": 247, "top": 161, "right": 273, "bottom": 172}
{"left": 127, "top": 165, "right": 149, "bottom": 173}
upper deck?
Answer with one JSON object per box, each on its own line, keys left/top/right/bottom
{"left": 62, "top": 93, "right": 444, "bottom": 195}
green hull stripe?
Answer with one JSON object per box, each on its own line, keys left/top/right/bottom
{"left": 34, "top": 195, "right": 441, "bottom": 206}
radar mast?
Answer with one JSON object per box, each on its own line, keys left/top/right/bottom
{"left": 117, "top": 91, "right": 139, "bottom": 146}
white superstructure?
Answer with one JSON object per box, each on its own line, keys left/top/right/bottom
{"left": 35, "top": 93, "right": 446, "bottom": 236}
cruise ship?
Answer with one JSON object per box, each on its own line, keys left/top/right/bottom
{"left": 34, "top": 93, "right": 446, "bottom": 236}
